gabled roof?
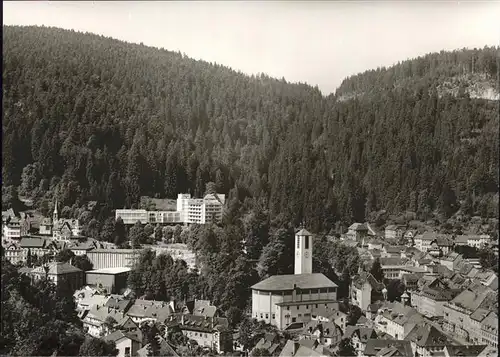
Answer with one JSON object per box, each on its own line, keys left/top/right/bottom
{"left": 405, "top": 323, "right": 450, "bottom": 347}
{"left": 364, "top": 339, "right": 413, "bottom": 357}
{"left": 349, "top": 223, "right": 368, "bottom": 231}
{"left": 380, "top": 257, "right": 407, "bottom": 266}
{"left": 345, "top": 326, "right": 378, "bottom": 343}
{"left": 31, "top": 262, "right": 82, "bottom": 275}
{"left": 252, "top": 273, "right": 337, "bottom": 291}
{"left": 352, "top": 272, "right": 384, "bottom": 291}
{"left": 444, "top": 345, "right": 488, "bottom": 357}
{"left": 19, "top": 237, "right": 49, "bottom": 248}
{"left": 104, "top": 297, "right": 132, "bottom": 311}
{"left": 165, "top": 313, "right": 229, "bottom": 333}
{"left": 103, "top": 330, "right": 141, "bottom": 344}
{"left": 296, "top": 228, "right": 312, "bottom": 236}
{"left": 449, "top": 287, "right": 492, "bottom": 312}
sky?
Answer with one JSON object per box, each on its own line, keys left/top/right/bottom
{"left": 3, "top": 1, "right": 500, "bottom": 95}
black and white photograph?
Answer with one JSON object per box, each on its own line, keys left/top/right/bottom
{"left": 1, "top": 1, "right": 499, "bottom": 356}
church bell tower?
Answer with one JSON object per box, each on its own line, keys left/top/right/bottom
{"left": 294, "top": 227, "right": 313, "bottom": 275}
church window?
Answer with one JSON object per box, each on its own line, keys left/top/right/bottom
{"left": 265, "top": 314, "right": 269, "bottom": 319}
{"left": 305, "top": 236, "right": 309, "bottom": 249}
{"left": 272, "top": 314, "right": 275, "bottom": 319}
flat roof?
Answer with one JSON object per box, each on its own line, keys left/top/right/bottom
{"left": 86, "top": 267, "right": 132, "bottom": 275}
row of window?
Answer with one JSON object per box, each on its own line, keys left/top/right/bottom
{"left": 185, "top": 331, "right": 210, "bottom": 338}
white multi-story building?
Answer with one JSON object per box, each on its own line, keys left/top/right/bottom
{"left": 116, "top": 193, "right": 225, "bottom": 225}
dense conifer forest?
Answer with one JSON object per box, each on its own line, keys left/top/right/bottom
{"left": 3, "top": 26, "right": 499, "bottom": 233}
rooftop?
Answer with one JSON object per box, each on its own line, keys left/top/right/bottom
{"left": 86, "top": 267, "right": 132, "bottom": 275}
{"left": 251, "top": 273, "right": 338, "bottom": 291}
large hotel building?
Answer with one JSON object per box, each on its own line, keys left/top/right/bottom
{"left": 115, "top": 193, "right": 225, "bottom": 225}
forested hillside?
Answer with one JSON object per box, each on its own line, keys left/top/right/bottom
{"left": 3, "top": 26, "right": 499, "bottom": 233}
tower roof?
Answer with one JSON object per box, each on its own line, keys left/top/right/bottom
{"left": 296, "top": 228, "right": 312, "bottom": 236}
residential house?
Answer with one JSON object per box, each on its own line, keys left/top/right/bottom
{"left": 103, "top": 330, "right": 141, "bottom": 357}
{"left": 381, "top": 245, "right": 406, "bottom": 258}
{"left": 164, "top": 313, "right": 231, "bottom": 353}
{"left": 363, "top": 339, "right": 413, "bottom": 357}
{"left": 83, "top": 304, "right": 130, "bottom": 337}
{"left": 414, "top": 232, "right": 440, "bottom": 252}
{"left": 181, "top": 299, "right": 219, "bottom": 318}
{"left": 250, "top": 333, "right": 282, "bottom": 356}
{"left": 351, "top": 272, "right": 385, "bottom": 311}
{"left": 374, "top": 302, "right": 424, "bottom": 339}
{"left": 385, "top": 225, "right": 406, "bottom": 240}
{"left": 74, "top": 286, "right": 111, "bottom": 312}
{"left": 405, "top": 323, "right": 452, "bottom": 357}
{"left": 29, "top": 262, "right": 84, "bottom": 292}
{"left": 367, "top": 239, "right": 384, "bottom": 251}
{"left": 442, "top": 286, "right": 497, "bottom": 344}
{"left": 344, "top": 326, "right": 378, "bottom": 357}
{"left": 455, "top": 235, "right": 491, "bottom": 249}
{"left": 310, "top": 306, "right": 347, "bottom": 333}
{"left": 3, "top": 242, "right": 23, "bottom": 264}
{"left": 404, "top": 229, "right": 417, "bottom": 242}
{"left": 439, "top": 252, "right": 463, "bottom": 271}
{"left": 429, "top": 236, "right": 454, "bottom": 256}
{"left": 137, "top": 336, "right": 179, "bottom": 357}
{"left": 19, "top": 237, "right": 58, "bottom": 260}
{"left": 2, "top": 215, "right": 21, "bottom": 243}
{"left": 410, "top": 278, "right": 461, "bottom": 318}
{"left": 126, "top": 299, "right": 174, "bottom": 325}
{"left": 279, "top": 339, "right": 331, "bottom": 357}
{"left": 301, "top": 320, "right": 343, "bottom": 347}
{"left": 401, "top": 274, "right": 419, "bottom": 291}
{"left": 347, "top": 223, "right": 369, "bottom": 241}
{"left": 105, "top": 296, "right": 134, "bottom": 313}
{"left": 479, "top": 311, "right": 498, "bottom": 349}
{"left": 440, "top": 345, "right": 494, "bottom": 357}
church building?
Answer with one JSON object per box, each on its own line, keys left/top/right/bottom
{"left": 39, "top": 200, "right": 82, "bottom": 241}
{"left": 251, "top": 228, "right": 338, "bottom": 330}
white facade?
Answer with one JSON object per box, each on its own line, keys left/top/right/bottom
{"left": 116, "top": 193, "right": 225, "bottom": 225}
{"left": 295, "top": 229, "right": 312, "bottom": 275}
{"left": 251, "top": 289, "right": 337, "bottom": 330}
{"left": 2, "top": 224, "right": 20, "bottom": 242}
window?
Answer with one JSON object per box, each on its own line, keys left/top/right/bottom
{"left": 315, "top": 304, "right": 318, "bottom": 308}
{"left": 265, "top": 314, "right": 269, "bottom": 319}
{"left": 298, "top": 314, "right": 302, "bottom": 318}
{"left": 287, "top": 307, "right": 290, "bottom": 310}
{"left": 125, "top": 347, "right": 131, "bottom": 357}
{"left": 272, "top": 314, "right": 275, "bottom": 319}
{"left": 297, "top": 237, "right": 300, "bottom": 248}
{"left": 297, "top": 306, "right": 300, "bottom": 310}
{"left": 305, "top": 236, "right": 309, "bottom": 249}
{"left": 306, "top": 305, "right": 309, "bottom": 309}
{"left": 260, "top": 313, "right": 263, "bottom": 319}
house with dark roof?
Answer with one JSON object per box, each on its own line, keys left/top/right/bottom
{"left": 442, "top": 286, "right": 496, "bottom": 344}
{"left": 429, "top": 236, "right": 454, "bottom": 256}
{"left": 29, "top": 262, "right": 84, "bottom": 292}
{"left": 126, "top": 299, "right": 174, "bottom": 325}
{"left": 439, "top": 252, "right": 464, "bottom": 271}
{"left": 347, "top": 223, "right": 369, "bottom": 241}
{"left": 250, "top": 333, "right": 282, "bottom": 356}
{"left": 251, "top": 228, "right": 338, "bottom": 330}
{"left": 381, "top": 245, "right": 406, "bottom": 258}
{"left": 385, "top": 225, "right": 406, "bottom": 240}
{"left": 137, "top": 335, "right": 179, "bottom": 357}
{"left": 182, "top": 299, "right": 219, "bottom": 318}
{"left": 410, "top": 278, "right": 461, "bottom": 318}
{"left": 440, "top": 344, "right": 492, "bottom": 357}
{"left": 404, "top": 323, "right": 452, "bottom": 357}
{"left": 301, "top": 320, "right": 343, "bottom": 347}
{"left": 364, "top": 339, "right": 413, "bottom": 357}
{"left": 103, "top": 330, "right": 141, "bottom": 357}
{"left": 164, "top": 313, "right": 231, "bottom": 353}
{"left": 374, "top": 302, "right": 424, "bottom": 340}
{"left": 351, "top": 272, "right": 385, "bottom": 311}
{"left": 345, "top": 326, "right": 378, "bottom": 356}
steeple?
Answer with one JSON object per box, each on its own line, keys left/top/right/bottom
{"left": 52, "top": 198, "right": 59, "bottom": 230}
{"left": 294, "top": 226, "right": 313, "bottom": 275}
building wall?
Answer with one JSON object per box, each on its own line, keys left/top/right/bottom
{"left": 115, "top": 337, "right": 139, "bottom": 357}
{"left": 351, "top": 283, "right": 372, "bottom": 311}
{"left": 182, "top": 329, "right": 219, "bottom": 351}
{"left": 252, "top": 288, "right": 337, "bottom": 329}
{"left": 85, "top": 273, "right": 116, "bottom": 293}
{"left": 87, "top": 250, "right": 137, "bottom": 270}
{"left": 115, "top": 210, "right": 148, "bottom": 225}
{"left": 410, "top": 292, "right": 446, "bottom": 317}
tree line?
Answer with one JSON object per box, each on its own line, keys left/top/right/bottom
{"left": 2, "top": 26, "right": 498, "bottom": 238}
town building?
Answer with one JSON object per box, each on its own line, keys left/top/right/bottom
{"left": 103, "top": 331, "right": 142, "bottom": 357}
{"left": 385, "top": 225, "right": 406, "bottom": 240}
{"left": 29, "top": 262, "right": 84, "bottom": 292}
{"left": 85, "top": 267, "right": 131, "bottom": 294}
{"left": 347, "top": 223, "right": 368, "bottom": 241}
{"left": 350, "top": 272, "right": 385, "bottom": 311}
{"left": 373, "top": 301, "right": 424, "bottom": 339}
{"left": 116, "top": 193, "right": 225, "bottom": 225}
{"left": 455, "top": 234, "right": 491, "bottom": 249}
{"left": 344, "top": 326, "right": 378, "bottom": 357}
{"left": 410, "top": 278, "right": 461, "bottom": 318}
{"left": 164, "top": 313, "right": 231, "bottom": 353}
{"left": 404, "top": 323, "right": 452, "bottom": 357}
{"left": 363, "top": 339, "right": 413, "bottom": 357}
{"left": 300, "top": 319, "right": 343, "bottom": 347}
{"left": 38, "top": 200, "right": 81, "bottom": 241}
{"left": 86, "top": 249, "right": 139, "bottom": 270}
{"left": 251, "top": 228, "right": 338, "bottom": 329}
